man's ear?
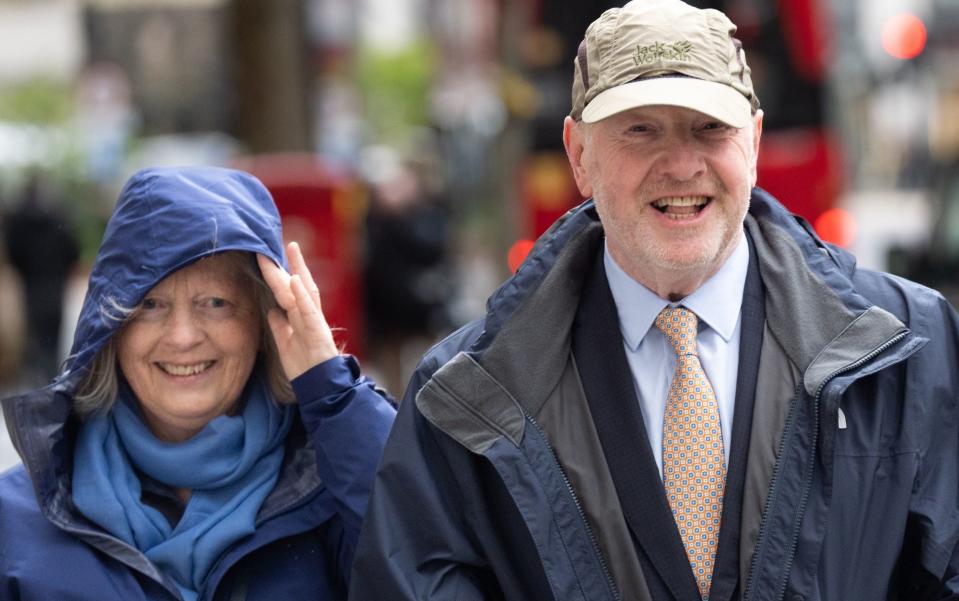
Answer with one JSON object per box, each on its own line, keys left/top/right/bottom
{"left": 563, "top": 116, "right": 593, "bottom": 198}
{"left": 750, "top": 110, "right": 764, "bottom": 186}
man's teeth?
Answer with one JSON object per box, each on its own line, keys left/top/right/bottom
{"left": 159, "top": 362, "right": 213, "bottom": 376}
{"left": 652, "top": 196, "right": 709, "bottom": 209}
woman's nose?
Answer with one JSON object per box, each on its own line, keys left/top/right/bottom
{"left": 162, "top": 308, "right": 205, "bottom": 349}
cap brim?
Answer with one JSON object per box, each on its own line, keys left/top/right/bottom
{"left": 581, "top": 77, "right": 752, "bottom": 127}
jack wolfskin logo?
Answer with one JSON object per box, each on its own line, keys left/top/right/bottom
{"left": 633, "top": 41, "right": 694, "bottom": 65}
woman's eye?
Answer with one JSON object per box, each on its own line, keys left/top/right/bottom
{"left": 202, "top": 297, "right": 229, "bottom": 309}
{"left": 131, "top": 297, "right": 165, "bottom": 321}
{"left": 198, "top": 296, "right": 236, "bottom": 319}
{"left": 199, "top": 297, "right": 235, "bottom": 315}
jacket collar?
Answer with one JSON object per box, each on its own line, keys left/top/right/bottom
{"left": 415, "top": 206, "right": 601, "bottom": 453}
{"left": 743, "top": 190, "right": 914, "bottom": 396}
{"left": 417, "top": 189, "right": 921, "bottom": 451}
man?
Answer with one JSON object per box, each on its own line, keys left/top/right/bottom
{"left": 350, "top": 1, "right": 959, "bottom": 599}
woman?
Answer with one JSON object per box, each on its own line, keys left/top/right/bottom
{"left": 0, "top": 166, "right": 396, "bottom": 600}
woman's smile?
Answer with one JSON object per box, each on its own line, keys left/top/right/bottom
{"left": 156, "top": 361, "right": 215, "bottom": 377}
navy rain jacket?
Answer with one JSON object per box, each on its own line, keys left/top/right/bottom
{"left": 351, "top": 190, "right": 959, "bottom": 600}
{"left": 0, "top": 167, "right": 395, "bottom": 600}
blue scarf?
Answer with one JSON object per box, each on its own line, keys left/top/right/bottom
{"left": 73, "top": 376, "right": 293, "bottom": 601}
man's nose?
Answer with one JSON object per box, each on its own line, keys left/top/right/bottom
{"left": 162, "top": 307, "right": 205, "bottom": 349}
{"left": 655, "top": 141, "right": 707, "bottom": 181}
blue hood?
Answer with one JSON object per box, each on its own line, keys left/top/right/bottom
{"left": 64, "top": 166, "right": 289, "bottom": 380}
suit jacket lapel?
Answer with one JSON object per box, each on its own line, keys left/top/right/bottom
{"left": 573, "top": 248, "right": 701, "bottom": 601}
{"left": 708, "top": 231, "right": 765, "bottom": 601}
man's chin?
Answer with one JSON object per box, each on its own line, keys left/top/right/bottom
{"left": 646, "top": 239, "right": 720, "bottom": 270}
{"left": 654, "top": 254, "right": 716, "bottom": 273}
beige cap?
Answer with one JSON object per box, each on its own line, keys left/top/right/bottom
{"left": 570, "top": 0, "right": 760, "bottom": 127}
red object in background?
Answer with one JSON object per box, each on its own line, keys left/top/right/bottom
{"left": 233, "top": 154, "right": 367, "bottom": 357}
{"left": 521, "top": 152, "right": 583, "bottom": 238}
{"left": 778, "top": 0, "right": 832, "bottom": 82}
{"left": 512, "top": 151, "right": 583, "bottom": 268}
{"left": 757, "top": 128, "right": 846, "bottom": 243}
{"left": 508, "top": 239, "right": 536, "bottom": 273}
{"left": 814, "top": 207, "right": 858, "bottom": 247}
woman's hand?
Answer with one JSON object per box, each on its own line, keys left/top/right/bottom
{"left": 257, "top": 242, "right": 339, "bottom": 380}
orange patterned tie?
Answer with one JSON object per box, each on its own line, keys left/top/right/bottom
{"left": 655, "top": 306, "right": 726, "bottom": 599}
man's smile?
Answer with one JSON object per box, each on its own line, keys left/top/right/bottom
{"left": 651, "top": 195, "right": 711, "bottom": 219}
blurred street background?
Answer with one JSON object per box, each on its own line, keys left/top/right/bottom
{"left": 2, "top": 0, "right": 958, "bottom": 471}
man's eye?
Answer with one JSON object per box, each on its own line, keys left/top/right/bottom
{"left": 140, "top": 298, "right": 158, "bottom": 310}
{"left": 629, "top": 124, "right": 652, "bottom": 133}
{"left": 700, "top": 121, "right": 731, "bottom": 132}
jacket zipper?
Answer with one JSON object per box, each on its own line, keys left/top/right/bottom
{"left": 743, "top": 331, "right": 908, "bottom": 601}
{"left": 772, "top": 331, "right": 909, "bottom": 599}
{"left": 523, "top": 409, "right": 621, "bottom": 601}
{"left": 741, "top": 381, "right": 803, "bottom": 601}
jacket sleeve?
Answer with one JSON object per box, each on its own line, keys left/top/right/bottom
{"left": 347, "top": 361, "right": 498, "bottom": 600}
{"left": 906, "top": 295, "right": 959, "bottom": 600}
{"left": 291, "top": 355, "right": 397, "bottom": 572}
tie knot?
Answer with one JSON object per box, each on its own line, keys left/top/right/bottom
{"left": 655, "top": 306, "right": 699, "bottom": 355}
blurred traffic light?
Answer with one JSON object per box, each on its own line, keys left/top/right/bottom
{"left": 508, "top": 239, "right": 536, "bottom": 273}
{"left": 814, "top": 207, "right": 858, "bottom": 248}
{"left": 881, "top": 13, "right": 928, "bottom": 60}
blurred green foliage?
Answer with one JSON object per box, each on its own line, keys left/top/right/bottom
{"left": 0, "top": 78, "right": 111, "bottom": 261}
{"left": 355, "top": 39, "right": 435, "bottom": 144}
{"left": 0, "top": 78, "right": 74, "bottom": 124}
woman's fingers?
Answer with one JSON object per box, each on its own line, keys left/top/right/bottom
{"left": 258, "top": 243, "right": 321, "bottom": 312}
{"left": 258, "top": 247, "right": 339, "bottom": 379}
{"left": 257, "top": 242, "right": 339, "bottom": 379}
{"left": 265, "top": 308, "right": 298, "bottom": 378}
{"left": 287, "top": 242, "right": 322, "bottom": 308}
{"left": 291, "top": 274, "right": 338, "bottom": 363}
{"left": 256, "top": 254, "right": 295, "bottom": 309}
{"left": 290, "top": 274, "right": 323, "bottom": 333}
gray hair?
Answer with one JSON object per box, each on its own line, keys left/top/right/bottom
{"left": 73, "top": 251, "right": 294, "bottom": 416}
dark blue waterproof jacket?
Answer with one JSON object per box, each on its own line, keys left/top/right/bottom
{"left": 0, "top": 167, "right": 395, "bottom": 601}
{"left": 351, "top": 190, "right": 959, "bottom": 600}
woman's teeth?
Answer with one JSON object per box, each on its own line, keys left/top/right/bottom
{"left": 158, "top": 362, "right": 213, "bottom": 376}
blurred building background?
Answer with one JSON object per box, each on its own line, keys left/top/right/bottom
{"left": 1, "top": 0, "right": 958, "bottom": 470}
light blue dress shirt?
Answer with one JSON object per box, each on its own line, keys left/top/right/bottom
{"left": 604, "top": 232, "right": 749, "bottom": 477}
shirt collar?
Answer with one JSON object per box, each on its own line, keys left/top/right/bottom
{"left": 604, "top": 230, "right": 749, "bottom": 351}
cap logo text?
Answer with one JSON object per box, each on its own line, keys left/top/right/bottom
{"left": 633, "top": 41, "right": 694, "bottom": 65}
